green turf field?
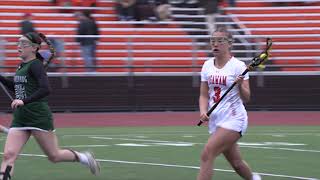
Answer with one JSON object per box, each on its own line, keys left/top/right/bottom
{"left": 1, "top": 126, "right": 319, "bottom": 180}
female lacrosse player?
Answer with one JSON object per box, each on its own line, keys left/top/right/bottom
{"left": 0, "top": 32, "right": 100, "bottom": 180}
{"left": 197, "top": 27, "right": 261, "bottom": 180}
{"left": 0, "top": 125, "right": 9, "bottom": 134}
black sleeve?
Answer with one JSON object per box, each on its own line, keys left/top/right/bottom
{"left": 22, "top": 61, "right": 51, "bottom": 104}
{"left": 0, "top": 75, "right": 15, "bottom": 92}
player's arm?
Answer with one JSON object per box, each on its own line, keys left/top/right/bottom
{"left": 237, "top": 77, "right": 250, "bottom": 103}
{"left": 22, "top": 60, "right": 51, "bottom": 104}
{"left": 199, "top": 82, "right": 210, "bottom": 121}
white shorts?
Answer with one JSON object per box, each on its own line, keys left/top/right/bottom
{"left": 208, "top": 117, "right": 248, "bottom": 136}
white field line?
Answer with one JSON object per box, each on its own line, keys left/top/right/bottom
{"left": 0, "top": 152, "right": 318, "bottom": 180}
{"left": 62, "top": 143, "right": 320, "bottom": 154}
{"left": 241, "top": 146, "right": 320, "bottom": 153}
{"left": 62, "top": 132, "right": 320, "bottom": 138}
{"left": 247, "top": 133, "right": 320, "bottom": 136}
{"left": 61, "top": 129, "right": 320, "bottom": 138}
{"left": 89, "top": 136, "right": 320, "bottom": 153}
{"left": 247, "top": 130, "right": 320, "bottom": 133}
{"left": 61, "top": 143, "right": 320, "bottom": 154}
{"left": 62, "top": 134, "right": 209, "bottom": 138}
{"left": 61, "top": 145, "right": 110, "bottom": 148}
{"left": 89, "top": 136, "right": 198, "bottom": 144}
{"left": 98, "top": 159, "right": 319, "bottom": 180}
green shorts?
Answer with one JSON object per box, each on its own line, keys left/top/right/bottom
{"left": 11, "top": 102, "right": 54, "bottom": 131}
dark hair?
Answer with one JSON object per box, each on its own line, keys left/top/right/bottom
{"left": 24, "top": 32, "right": 42, "bottom": 45}
{"left": 24, "top": 32, "right": 44, "bottom": 61}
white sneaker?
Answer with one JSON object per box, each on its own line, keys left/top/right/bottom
{"left": 252, "top": 173, "right": 262, "bottom": 180}
{"left": 83, "top": 151, "right": 100, "bottom": 176}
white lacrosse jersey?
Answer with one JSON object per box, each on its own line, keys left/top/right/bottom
{"left": 201, "top": 56, "right": 249, "bottom": 134}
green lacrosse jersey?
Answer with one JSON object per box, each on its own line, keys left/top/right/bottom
{"left": 11, "top": 59, "right": 54, "bottom": 131}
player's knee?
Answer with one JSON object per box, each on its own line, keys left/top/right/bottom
{"left": 200, "top": 150, "right": 209, "bottom": 162}
{"left": 3, "top": 149, "right": 18, "bottom": 162}
{"left": 200, "top": 147, "right": 215, "bottom": 162}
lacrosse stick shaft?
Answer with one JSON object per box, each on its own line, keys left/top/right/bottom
{"left": 3, "top": 165, "right": 12, "bottom": 180}
{"left": 0, "top": 81, "right": 13, "bottom": 101}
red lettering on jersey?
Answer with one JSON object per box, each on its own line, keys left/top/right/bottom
{"left": 209, "top": 75, "right": 227, "bottom": 86}
{"left": 222, "top": 76, "right": 227, "bottom": 86}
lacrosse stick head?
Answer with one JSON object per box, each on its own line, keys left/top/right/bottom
{"left": 248, "top": 38, "right": 272, "bottom": 70}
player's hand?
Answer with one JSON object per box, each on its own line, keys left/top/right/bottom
{"left": 11, "top": 99, "right": 24, "bottom": 109}
{"left": 235, "top": 75, "right": 245, "bottom": 84}
{"left": 200, "top": 113, "right": 209, "bottom": 122}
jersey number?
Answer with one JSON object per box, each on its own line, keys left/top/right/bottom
{"left": 213, "top": 87, "right": 221, "bottom": 103}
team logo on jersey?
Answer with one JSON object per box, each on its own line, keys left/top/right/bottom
{"left": 14, "top": 76, "right": 27, "bottom": 83}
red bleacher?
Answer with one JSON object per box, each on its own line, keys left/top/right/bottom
{"left": 225, "top": 1, "right": 320, "bottom": 71}
{"left": 2, "top": 0, "right": 319, "bottom": 72}
{"left": 0, "top": 0, "right": 206, "bottom": 73}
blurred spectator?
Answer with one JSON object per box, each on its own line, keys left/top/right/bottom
{"left": 48, "top": 36, "right": 65, "bottom": 58}
{"left": 75, "top": 10, "right": 99, "bottom": 72}
{"left": 78, "top": 0, "right": 97, "bottom": 15}
{"left": 116, "top": 0, "right": 137, "bottom": 21}
{"left": 51, "top": 0, "right": 58, "bottom": 4}
{"left": 136, "top": 0, "right": 157, "bottom": 21}
{"left": 54, "top": 0, "right": 96, "bottom": 13}
{"left": 56, "top": 0, "right": 73, "bottom": 13}
{"left": 199, "top": 0, "right": 219, "bottom": 35}
{"left": 228, "top": 0, "right": 236, "bottom": 7}
{"left": 20, "top": 13, "right": 37, "bottom": 35}
{"left": 169, "top": 0, "right": 198, "bottom": 8}
{"left": 272, "top": 1, "right": 314, "bottom": 6}
{"left": 84, "top": 0, "right": 97, "bottom": 7}
{"left": 55, "top": 0, "right": 96, "bottom": 6}
{"left": 272, "top": 2, "right": 288, "bottom": 6}
{"left": 155, "top": 0, "right": 172, "bottom": 21}
{"left": 133, "top": 0, "right": 172, "bottom": 22}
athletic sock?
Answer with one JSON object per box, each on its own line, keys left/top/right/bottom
{"left": 75, "top": 151, "right": 90, "bottom": 166}
{"left": 252, "top": 173, "right": 262, "bottom": 180}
